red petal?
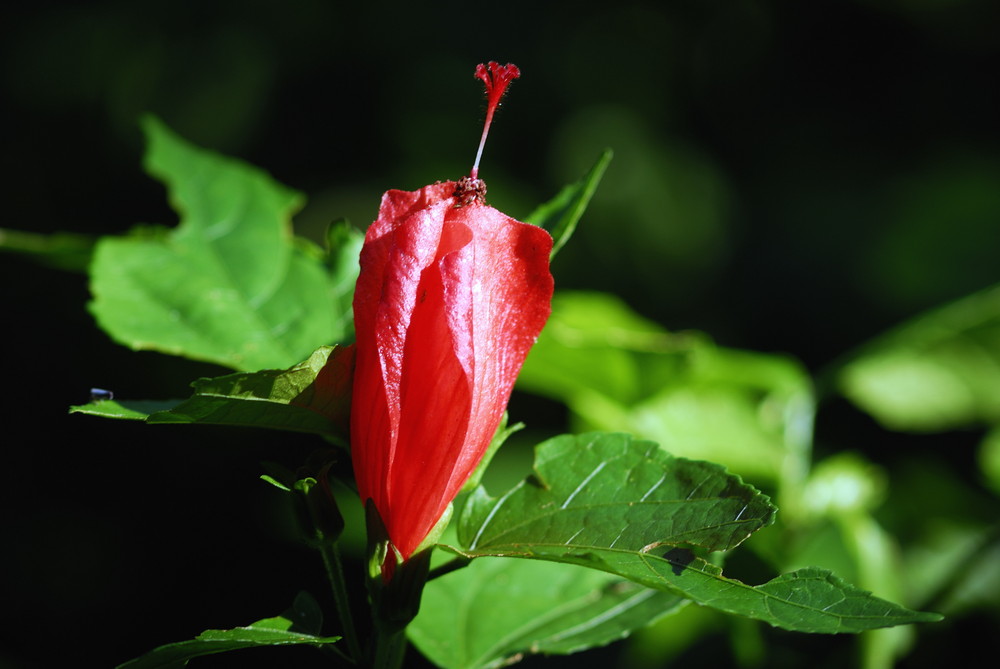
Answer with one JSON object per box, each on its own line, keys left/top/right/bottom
{"left": 351, "top": 183, "right": 553, "bottom": 559}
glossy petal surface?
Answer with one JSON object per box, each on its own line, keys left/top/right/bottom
{"left": 352, "top": 182, "right": 553, "bottom": 558}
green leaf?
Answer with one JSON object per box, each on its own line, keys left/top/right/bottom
{"left": 525, "top": 149, "right": 612, "bottom": 258}
{"left": 460, "top": 413, "right": 523, "bottom": 495}
{"left": 519, "top": 292, "right": 676, "bottom": 406}
{"left": 781, "top": 452, "right": 917, "bottom": 665}
{"left": 445, "top": 432, "right": 941, "bottom": 633}
{"left": 69, "top": 399, "right": 179, "bottom": 420}
{"left": 89, "top": 116, "right": 347, "bottom": 371}
{"left": 70, "top": 345, "right": 353, "bottom": 439}
{"left": 837, "top": 282, "right": 1000, "bottom": 431}
{"left": 324, "top": 219, "right": 365, "bottom": 341}
{"left": 409, "top": 557, "right": 685, "bottom": 669}
{"left": 459, "top": 432, "right": 775, "bottom": 554}
{"left": 118, "top": 592, "right": 339, "bottom": 668}
{"left": 518, "top": 292, "right": 815, "bottom": 484}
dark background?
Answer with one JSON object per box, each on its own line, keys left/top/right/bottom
{"left": 2, "top": 1, "right": 999, "bottom": 667}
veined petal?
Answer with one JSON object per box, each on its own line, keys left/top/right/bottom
{"left": 444, "top": 204, "right": 553, "bottom": 506}
{"left": 352, "top": 185, "right": 456, "bottom": 521}
{"left": 351, "top": 182, "right": 553, "bottom": 560}
{"left": 388, "top": 219, "right": 475, "bottom": 557}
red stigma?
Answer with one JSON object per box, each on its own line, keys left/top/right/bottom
{"left": 470, "top": 62, "right": 520, "bottom": 180}
{"left": 475, "top": 62, "right": 521, "bottom": 117}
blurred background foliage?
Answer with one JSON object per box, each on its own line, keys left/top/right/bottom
{"left": 2, "top": 1, "right": 999, "bottom": 668}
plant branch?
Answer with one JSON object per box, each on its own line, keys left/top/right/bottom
{"left": 319, "top": 541, "right": 365, "bottom": 664}
{"left": 372, "top": 627, "right": 407, "bottom": 669}
{"left": 427, "top": 555, "right": 472, "bottom": 581}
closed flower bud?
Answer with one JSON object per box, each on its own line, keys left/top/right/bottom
{"left": 351, "top": 63, "right": 553, "bottom": 561}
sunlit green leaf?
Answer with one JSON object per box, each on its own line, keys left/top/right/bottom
{"left": 70, "top": 346, "right": 353, "bottom": 439}
{"left": 519, "top": 292, "right": 814, "bottom": 483}
{"left": 409, "top": 558, "right": 685, "bottom": 669}
{"left": 70, "top": 399, "right": 178, "bottom": 420}
{"left": 525, "top": 149, "right": 612, "bottom": 258}
{"left": 446, "top": 433, "right": 940, "bottom": 633}
{"left": 519, "top": 291, "right": 678, "bottom": 406}
{"left": 798, "top": 453, "right": 886, "bottom": 519}
{"left": 782, "top": 452, "right": 914, "bottom": 665}
{"left": 838, "top": 283, "right": 1000, "bottom": 431}
{"left": 459, "top": 432, "right": 774, "bottom": 555}
{"left": 323, "top": 219, "right": 365, "bottom": 341}
{"left": 89, "top": 116, "right": 350, "bottom": 371}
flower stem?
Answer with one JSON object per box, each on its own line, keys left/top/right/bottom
{"left": 319, "top": 541, "right": 365, "bottom": 665}
{"left": 372, "top": 627, "right": 407, "bottom": 669}
{"left": 426, "top": 555, "right": 471, "bottom": 581}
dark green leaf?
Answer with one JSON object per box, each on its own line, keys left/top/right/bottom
{"left": 837, "top": 283, "right": 1000, "bottom": 431}
{"left": 409, "top": 558, "right": 685, "bottom": 669}
{"left": 980, "top": 426, "right": 1000, "bottom": 495}
{"left": 283, "top": 590, "right": 326, "bottom": 636}
{"left": 89, "top": 116, "right": 346, "bottom": 371}
{"left": 70, "top": 345, "right": 353, "bottom": 439}
{"left": 525, "top": 150, "right": 612, "bottom": 258}
{"left": 446, "top": 432, "right": 941, "bottom": 633}
{"left": 117, "top": 592, "right": 338, "bottom": 669}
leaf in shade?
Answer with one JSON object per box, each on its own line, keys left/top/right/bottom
{"left": 409, "top": 557, "right": 685, "bottom": 669}
{"left": 70, "top": 346, "right": 353, "bottom": 439}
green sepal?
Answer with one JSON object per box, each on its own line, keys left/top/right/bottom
{"left": 260, "top": 474, "right": 292, "bottom": 492}
{"left": 460, "top": 412, "right": 523, "bottom": 494}
{"left": 293, "top": 464, "right": 345, "bottom": 548}
{"left": 525, "top": 149, "right": 613, "bottom": 258}
{"left": 259, "top": 460, "right": 298, "bottom": 492}
{"left": 364, "top": 500, "right": 433, "bottom": 634}
{"left": 412, "top": 503, "right": 453, "bottom": 556}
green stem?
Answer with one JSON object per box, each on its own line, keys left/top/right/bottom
{"left": 319, "top": 541, "right": 365, "bottom": 665}
{"left": 372, "top": 627, "right": 407, "bottom": 669}
{"left": 427, "top": 555, "right": 471, "bottom": 581}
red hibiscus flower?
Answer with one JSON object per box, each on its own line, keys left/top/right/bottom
{"left": 351, "top": 63, "right": 554, "bottom": 561}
